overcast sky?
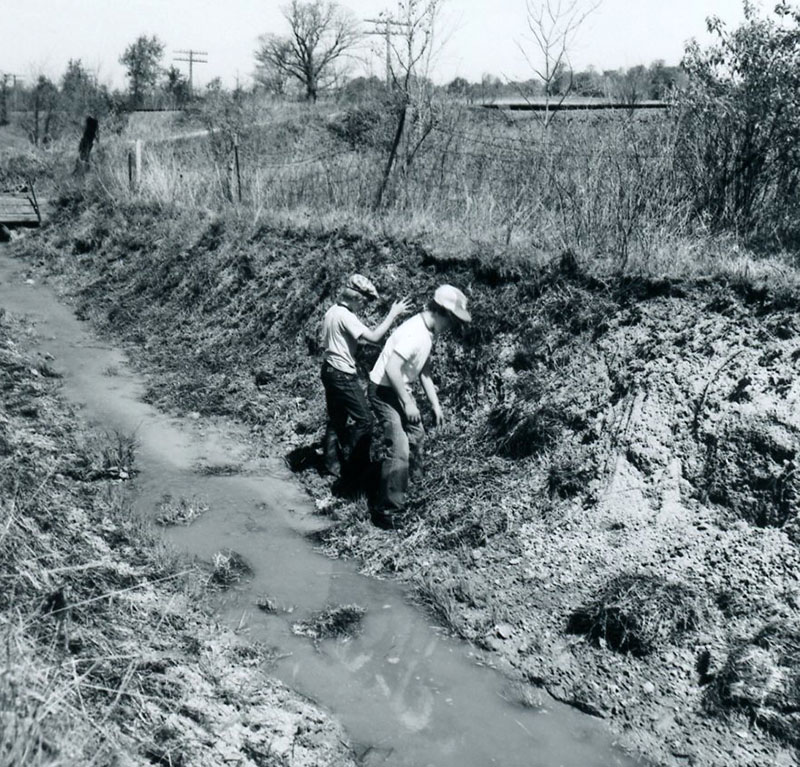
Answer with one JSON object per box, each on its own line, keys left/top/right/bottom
{"left": 3, "top": 0, "right": 748, "bottom": 89}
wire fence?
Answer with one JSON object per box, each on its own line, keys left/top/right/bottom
{"left": 111, "top": 106, "right": 688, "bottom": 260}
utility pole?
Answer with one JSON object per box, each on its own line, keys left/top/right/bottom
{"left": 173, "top": 50, "right": 208, "bottom": 94}
{"left": 364, "top": 16, "right": 411, "bottom": 87}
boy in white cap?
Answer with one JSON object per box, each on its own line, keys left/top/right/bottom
{"left": 368, "top": 284, "right": 471, "bottom": 529}
{"left": 320, "top": 274, "right": 410, "bottom": 489}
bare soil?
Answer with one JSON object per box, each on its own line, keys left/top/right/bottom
{"left": 15, "top": 195, "right": 800, "bottom": 766}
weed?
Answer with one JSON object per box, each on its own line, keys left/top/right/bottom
{"left": 209, "top": 549, "right": 252, "bottom": 588}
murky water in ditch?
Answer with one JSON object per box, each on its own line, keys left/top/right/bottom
{"left": 0, "top": 251, "right": 642, "bottom": 767}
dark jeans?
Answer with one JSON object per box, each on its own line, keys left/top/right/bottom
{"left": 368, "top": 382, "right": 425, "bottom": 517}
{"left": 321, "top": 363, "right": 372, "bottom": 485}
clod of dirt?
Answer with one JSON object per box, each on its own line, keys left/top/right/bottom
{"left": 568, "top": 573, "right": 705, "bottom": 656}
{"left": 708, "top": 621, "right": 800, "bottom": 746}
{"left": 702, "top": 414, "right": 799, "bottom": 528}
{"left": 292, "top": 604, "right": 366, "bottom": 640}
{"left": 209, "top": 549, "right": 252, "bottom": 587}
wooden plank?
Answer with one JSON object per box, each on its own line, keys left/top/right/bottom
{"left": 0, "top": 194, "right": 40, "bottom": 226}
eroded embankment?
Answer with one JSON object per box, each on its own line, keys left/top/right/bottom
{"left": 19, "top": 195, "right": 800, "bottom": 767}
{"left": 0, "top": 278, "right": 355, "bottom": 764}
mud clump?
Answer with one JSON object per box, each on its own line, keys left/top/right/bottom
{"left": 702, "top": 415, "right": 799, "bottom": 528}
{"left": 210, "top": 549, "right": 252, "bottom": 587}
{"left": 292, "top": 604, "right": 366, "bottom": 640}
{"left": 708, "top": 621, "right": 800, "bottom": 746}
{"left": 569, "top": 573, "right": 705, "bottom": 656}
{"left": 154, "top": 494, "right": 209, "bottom": 526}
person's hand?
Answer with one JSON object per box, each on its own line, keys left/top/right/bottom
{"left": 390, "top": 297, "right": 412, "bottom": 319}
{"left": 432, "top": 404, "right": 445, "bottom": 428}
{"left": 404, "top": 399, "right": 421, "bottom": 424}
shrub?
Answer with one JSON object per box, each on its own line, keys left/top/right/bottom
{"left": 676, "top": 2, "right": 800, "bottom": 247}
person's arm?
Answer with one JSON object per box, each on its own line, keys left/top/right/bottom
{"left": 384, "top": 352, "right": 421, "bottom": 424}
{"left": 360, "top": 298, "right": 411, "bottom": 344}
{"left": 419, "top": 360, "right": 444, "bottom": 427}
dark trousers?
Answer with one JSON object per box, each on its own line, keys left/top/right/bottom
{"left": 368, "top": 382, "right": 425, "bottom": 517}
{"left": 321, "top": 363, "right": 372, "bottom": 485}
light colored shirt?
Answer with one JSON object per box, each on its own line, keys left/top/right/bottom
{"left": 321, "top": 304, "right": 368, "bottom": 374}
{"left": 369, "top": 313, "right": 433, "bottom": 392}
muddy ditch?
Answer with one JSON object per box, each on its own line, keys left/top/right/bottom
{"left": 12, "top": 193, "right": 800, "bottom": 767}
{"left": 0, "top": 303, "right": 356, "bottom": 766}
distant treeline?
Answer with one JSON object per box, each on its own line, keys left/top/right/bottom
{"left": 0, "top": 54, "right": 683, "bottom": 146}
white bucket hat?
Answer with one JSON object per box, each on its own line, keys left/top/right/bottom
{"left": 433, "top": 284, "right": 471, "bottom": 323}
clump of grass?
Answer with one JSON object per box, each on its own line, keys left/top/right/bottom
{"left": 194, "top": 462, "right": 241, "bottom": 476}
{"left": 209, "top": 549, "right": 252, "bottom": 587}
{"left": 568, "top": 573, "right": 705, "bottom": 656}
{"left": 292, "top": 604, "right": 366, "bottom": 640}
{"left": 547, "top": 447, "right": 598, "bottom": 499}
{"left": 707, "top": 621, "right": 800, "bottom": 746}
{"left": 154, "top": 494, "right": 209, "bottom": 526}
{"left": 486, "top": 401, "right": 563, "bottom": 459}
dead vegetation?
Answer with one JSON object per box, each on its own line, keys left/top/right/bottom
{"left": 209, "top": 548, "right": 253, "bottom": 588}
{"left": 708, "top": 621, "right": 800, "bottom": 746}
{"left": 154, "top": 494, "right": 209, "bottom": 526}
{"left": 568, "top": 574, "right": 707, "bottom": 657}
{"left": 291, "top": 604, "right": 366, "bottom": 640}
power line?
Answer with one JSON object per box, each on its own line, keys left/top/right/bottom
{"left": 364, "top": 17, "right": 411, "bottom": 86}
{"left": 173, "top": 50, "right": 208, "bottom": 93}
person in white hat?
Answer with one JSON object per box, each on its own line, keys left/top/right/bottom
{"left": 368, "top": 284, "right": 471, "bottom": 529}
{"left": 320, "top": 274, "right": 410, "bottom": 488}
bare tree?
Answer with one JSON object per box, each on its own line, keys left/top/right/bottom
{"left": 518, "top": 0, "right": 601, "bottom": 125}
{"left": 254, "top": 1, "right": 360, "bottom": 102}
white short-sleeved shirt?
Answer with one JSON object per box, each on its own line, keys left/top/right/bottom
{"left": 369, "top": 313, "right": 433, "bottom": 392}
{"left": 321, "top": 304, "right": 368, "bottom": 374}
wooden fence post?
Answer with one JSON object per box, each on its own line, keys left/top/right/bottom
{"left": 128, "top": 139, "right": 142, "bottom": 192}
{"left": 135, "top": 139, "right": 142, "bottom": 190}
{"left": 234, "top": 134, "right": 242, "bottom": 203}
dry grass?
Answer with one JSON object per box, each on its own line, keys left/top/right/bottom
{"left": 708, "top": 621, "right": 800, "bottom": 746}
{"left": 291, "top": 604, "right": 366, "bottom": 640}
{"left": 154, "top": 494, "right": 209, "bottom": 526}
{"left": 568, "top": 573, "right": 707, "bottom": 657}
{"left": 209, "top": 549, "right": 252, "bottom": 588}
{"left": 81, "top": 98, "right": 800, "bottom": 281}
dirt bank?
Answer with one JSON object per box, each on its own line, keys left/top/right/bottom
{"left": 17, "top": 194, "right": 800, "bottom": 766}
{"left": 0, "top": 267, "right": 355, "bottom": 765}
